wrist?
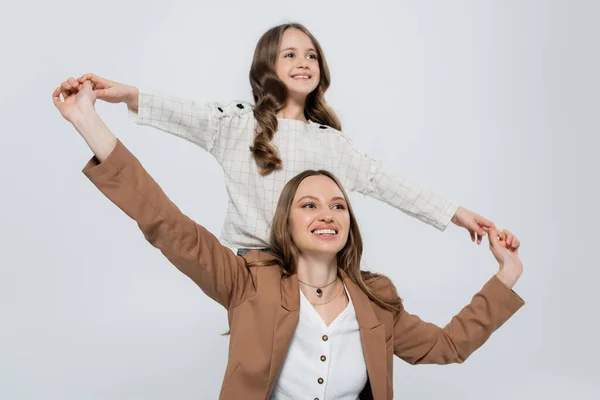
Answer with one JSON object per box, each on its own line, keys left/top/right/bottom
{"left": 125, "top": 86, "right": 139, "bottom": 109}
{"left": 495, "top": 267, "right": 520, "bottom": 289}
{"left": 451, "top": 206, "right": 462, "bottom": 224}
{"left": 69, "top": 105, "right": 98, "bottom": 127}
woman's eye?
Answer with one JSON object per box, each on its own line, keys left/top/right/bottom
{"left": 332, "top": 204, "right": 346, "bottom": 210}
{"left": 302, "top": 203, "right": 316, "bottom": 209}
{"left": 284, "top": 53, "right": 294, "bottom": 58}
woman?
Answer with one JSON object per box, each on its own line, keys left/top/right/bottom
{"left": 60, "top": 23, "right": 507, "bottom": 255}
{"left": 53, "top": 80, "right": 524, "bottom": 399}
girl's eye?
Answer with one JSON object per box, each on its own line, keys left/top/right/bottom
{"left": 307, "top": 54, "right": 317, "bottom": 60}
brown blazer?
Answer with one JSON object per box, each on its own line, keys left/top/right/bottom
{"left": 82, "top": 141, "right": 524, "bottom": 400}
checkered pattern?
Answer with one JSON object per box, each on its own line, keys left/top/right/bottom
{"left": 128, "top": 92, "right": 458, "bottom": 249}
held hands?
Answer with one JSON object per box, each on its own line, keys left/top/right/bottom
{"left": 488, "top": 228, "right": 523, "bottom": 289}
{"left": 452, "top": 206, "right": 515, "bottom": 247}
{"left": 52, "top": 77, "right": 118, "bottom": 161}
{"left": 76, "top": 73, "right": 139, "bottom": 110}
{"left": 53, "top": 78, "right": 97, "bottom": 123}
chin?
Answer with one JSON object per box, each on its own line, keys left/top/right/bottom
{"left": 287, "top": 84, "right": 318, "bottom": 98}
{"left": 306, "top": 242, "right": 345, "bottom": 257}
{"left": 302, "top": 248, "right": 342, "bottom": 260}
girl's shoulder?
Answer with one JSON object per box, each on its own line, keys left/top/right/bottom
{"left": 208, "top": 100, "right": 254, "bottom": 120}
{"left": 312, "top": 121, "right": 342, "bottom": 135}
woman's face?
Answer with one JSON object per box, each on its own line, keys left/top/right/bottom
{"left": 275, "top": 28, "right": 321, "bottom": 102}
{"left": 289, "top": 175, "right": 350, "bottom": 257}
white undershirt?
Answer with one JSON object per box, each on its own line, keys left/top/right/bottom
{"left": 271, "top": 285, "right": 368, "bottom": 400}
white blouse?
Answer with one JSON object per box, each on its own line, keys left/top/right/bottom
{"left": 129, "top": 92, "right": 458, "bottom": 249}
{"left": 271, "top": 285, "right": 368, "bottom": 400}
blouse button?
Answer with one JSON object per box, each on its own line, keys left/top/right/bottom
{"left": 318, "top": 377, "right": 324, "bottom": 384}
{"left": 319, "top": 125, "right": 327, "bottom": 129}
{"left": 322, "top": 335, "right": 328, "bottom": 342}
{"left": 320, "top": 355, "right": 326, "bottom": 362}
{"left": 217, "top": 107, "right": 223, "bottom": 112}
{"left": 236, "top": 103, "right": 244, "bottom": 109}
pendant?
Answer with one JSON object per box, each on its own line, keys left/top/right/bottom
{"left": 316, "top": 288, "right": 323, "bottom": 297}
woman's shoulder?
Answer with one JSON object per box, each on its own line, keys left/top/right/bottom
{"left": 360, "top": 271, "right": 400, "bottom": 298}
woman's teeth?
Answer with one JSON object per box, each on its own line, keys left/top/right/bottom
{"left": 313, "top": 229, "right": 336, "bottom": 236}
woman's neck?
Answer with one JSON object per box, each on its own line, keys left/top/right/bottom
{"left": 296, "top": 253, "right": 339, "bottom": 288}
{"left": 276, "top": 97, "right": 308, "bottom": 123}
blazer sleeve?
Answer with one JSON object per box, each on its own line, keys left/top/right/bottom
{"left": 331, "top": 133, "right": 458, "bottom": 231}
{"left": 82, "top": 140, "right": 254, "bottom": 309}
{"left": 393, "top": 275, "right": 524, "bottom": 364}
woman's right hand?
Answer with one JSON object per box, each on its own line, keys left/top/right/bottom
{"left": 77, "top": 73, "right": 139, "bottom": 110}
{"left": 53, "top": 78, "right": 97, "bottom": 124}
{"left": 488, "top": 228, "right": 523, "bottom": 289}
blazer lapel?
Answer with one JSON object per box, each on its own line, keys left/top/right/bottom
{"left": 265, "top": 272, "right": 300, "bottom": 398}
{"left": 343, "top": 272, "right": 387, "bottom": 400}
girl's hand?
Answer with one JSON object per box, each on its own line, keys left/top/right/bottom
{"left": 488, "top": 228, "right": 523, "bottom": 289}
{"left": 53, "top": 78, "right": 96, "bottom": 123}
{"left": 451, "top": 206, "right": 497, "bottom": 245}
{"left": 77, "top": 73, "right": 139, "bottom": 110}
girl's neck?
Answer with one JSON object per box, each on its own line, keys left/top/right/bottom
{"left": 276, "top": 97, "right": 308, "bottom": 123}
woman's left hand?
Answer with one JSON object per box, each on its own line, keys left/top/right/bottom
{"left": 451, "top": 206, "right": 498, "bottom": 245}
{"left": 489, "top": 228, "right": 523, "bottom": 289}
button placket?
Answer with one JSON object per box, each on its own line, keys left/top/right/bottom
{"left": 315, "top": 330, "right": 331, "bottom": 397}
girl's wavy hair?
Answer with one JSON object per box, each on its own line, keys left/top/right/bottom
{"left": 250, "top": 170, "right": 402, "bottom": 313}
{"left": 249, "top": 23, "right": 341, "bottom": 176}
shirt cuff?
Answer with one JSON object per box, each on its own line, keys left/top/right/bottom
{"left": 126, "top": 90, "right": 149, "bottom": 125}
{"left": 436, "top": 202, "right": 460, "bottom": 231}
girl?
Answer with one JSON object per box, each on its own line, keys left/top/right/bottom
{"left": 53, "top": 80, "right": 524, "bottom": 400}
{"left": 61, "top": 23, "right": 509, "bottom": 254}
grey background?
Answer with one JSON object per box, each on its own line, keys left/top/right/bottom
{"left": 1, "top": 0, "right": 598, "bottom": 398}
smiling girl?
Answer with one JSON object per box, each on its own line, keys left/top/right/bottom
{"left": 60, "top": 23, "right": 509, "bottom": 254}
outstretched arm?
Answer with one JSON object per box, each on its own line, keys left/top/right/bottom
{"left": 76, "top": 73, "right": 230, "bottom": 154}
{"left": 332, "top": 133, "right": 501, "bottom": 245}
{"left": 53, "top": 80, "right": 253, "bottom": 309}
{"left": 393, "top": 228, "right": 524, "bottom": 364}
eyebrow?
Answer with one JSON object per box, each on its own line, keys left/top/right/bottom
{"left": 296, "top": 195, "right": 347, "bottom": 203}
{"left": 280, "top": 47, "right": 317, "bottom": 53}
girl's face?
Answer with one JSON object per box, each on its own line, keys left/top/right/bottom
{"left": 289, "top": 175, "right": 350, "bottom": 257}
{"left": 275, "top": 28, "right": 321, "bottom": 102}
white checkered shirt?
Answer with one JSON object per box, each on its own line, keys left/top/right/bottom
{"left": 128, "top": 92, "right": 458, "bottom": 249}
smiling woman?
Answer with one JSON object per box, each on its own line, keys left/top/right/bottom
{"left": 53, "top": 78, "right": 525, "bottom": 399}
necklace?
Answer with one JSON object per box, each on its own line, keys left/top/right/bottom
{"left": 297, "top": 275, "right": 338, "bottom": 297}
{"left": 309, "top": 281, "right": 345, "bottom": 306}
